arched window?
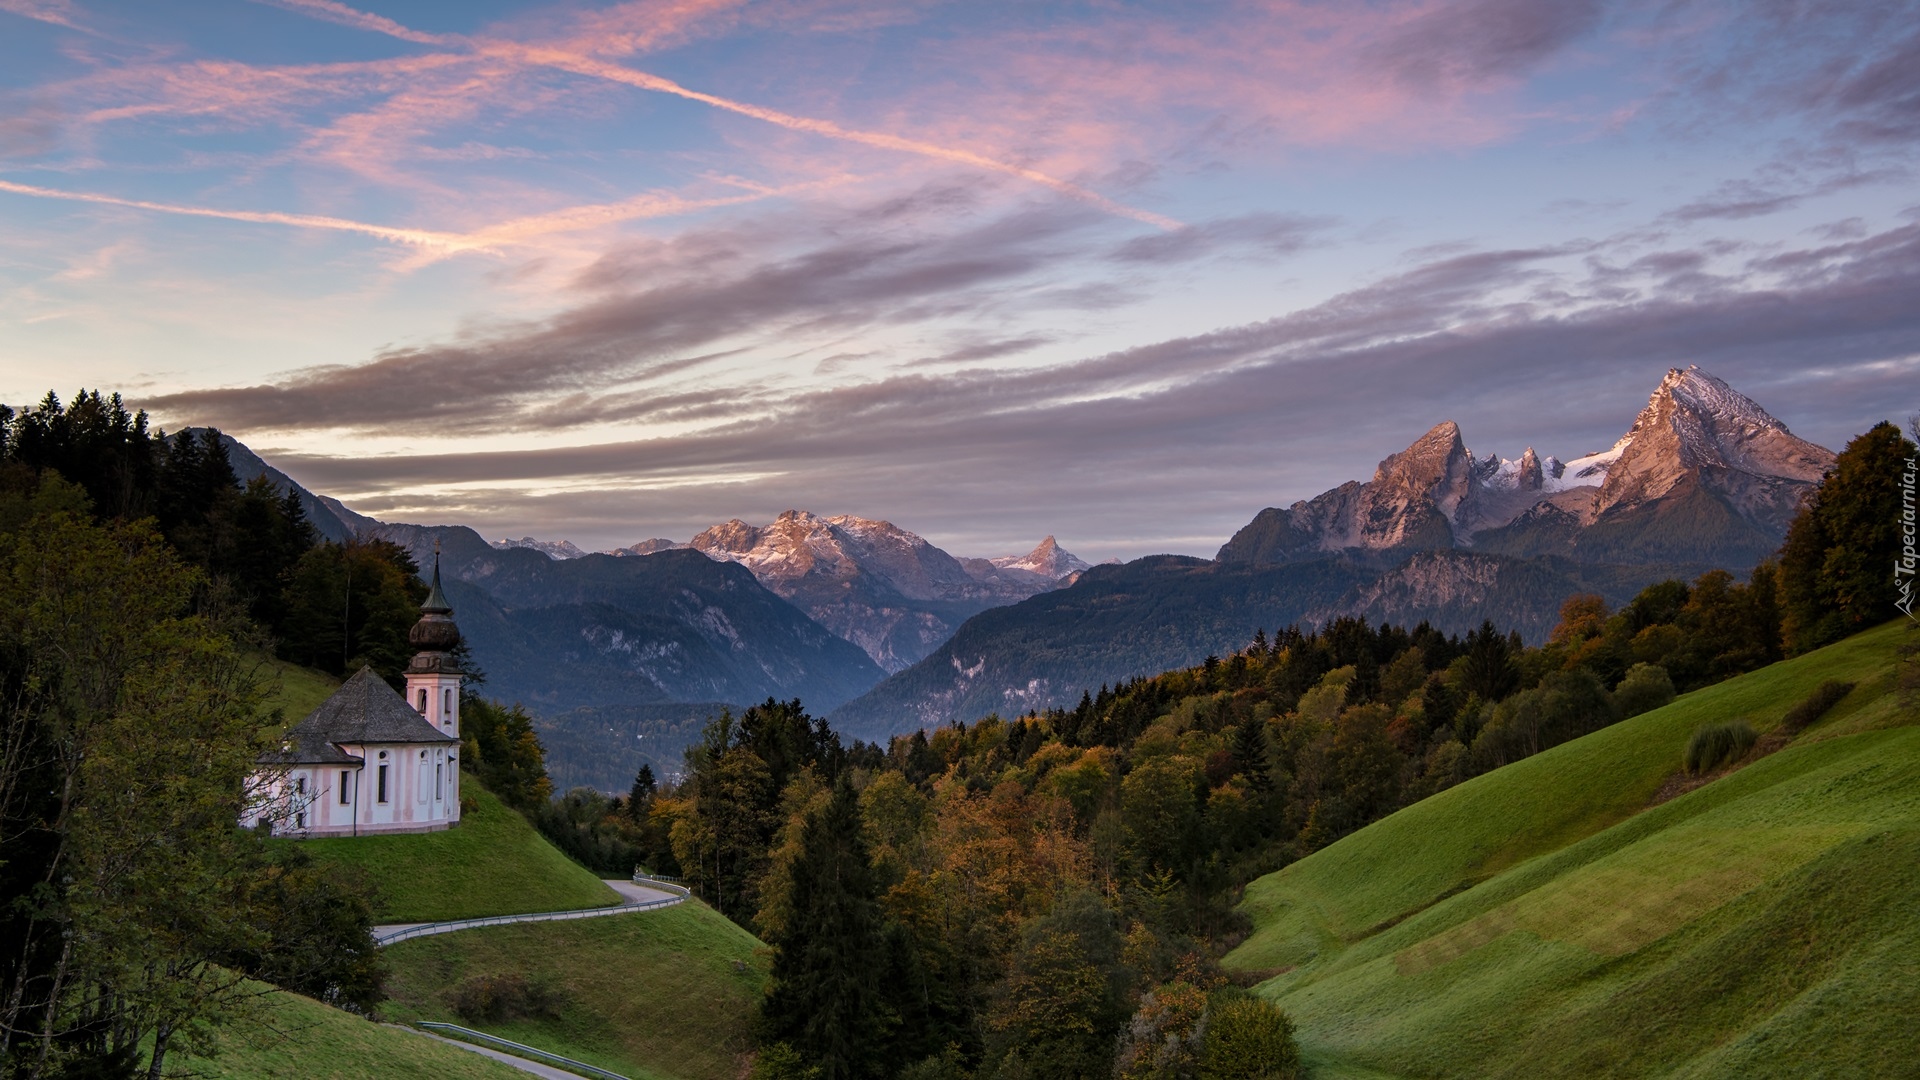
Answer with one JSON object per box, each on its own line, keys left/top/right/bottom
{"left": 444, "top": 688, "right": 454, "bottom": 717}
{"left": 417, "top": 688, "right": 428, "bottom": 714}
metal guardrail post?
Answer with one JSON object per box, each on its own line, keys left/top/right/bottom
{"left": 416, "top": 1021, "right": 632, "bottom": 1080}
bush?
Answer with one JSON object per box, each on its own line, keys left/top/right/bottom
{"left": 1198, "top": 990, "right": 1301, "bottom": 1080}
{"left": 1779, "top": 679, "right": 1855, "bottom": 734}
{"left": 1683, "top": 721, "right": 1758, "bottom": 776}
{"left": 749, "top": 1044, "right": 822, "bottom": 1080}
{"left": 445, "top": 972, "right": 566, "bottom": 1024}
{"left": 1613, "top": 663, "right": 1676, "bottom": 718}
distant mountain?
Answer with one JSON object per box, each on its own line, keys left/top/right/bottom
{"left": 835, "top": 367, "right": 1831, "bottom": 738}
{"left": 361, "top": 522, "right": 885, "bottom": 719}
{"left": 212, "top": 432, "right": 357, "bottom": 543}
{"left": 688, "top": 511, "right": 1077, "bottom": 673}
{"left": 1220, "top": 366, "right": 1832, "bottom": 569}
{"left": 492, "top": 536, "right": 590, "bottom": 559}
{"left": 828, "top": 556, "right": 1370, "bottom": 741}
{"left": 610, "top": 538, "right": 686, "bottom": 557}
{"left": 1475, "top": 367, "right": 1833, "bottom": 565}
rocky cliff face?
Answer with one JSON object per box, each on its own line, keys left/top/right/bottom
{"left": 1217, "top": 420, "right": 1479, "bottom": 562}
{"left": 1221, "top": 367, "right": 1833, "bottom": 569}
{"left": 1585, "top": 367, "right": 1833, "bottom": 529}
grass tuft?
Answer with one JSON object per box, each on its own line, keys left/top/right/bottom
{"left": 1779, "top": 678, "right": 1855, "bottom": 734}
{"left": 1683, "top": 720, "right": 1757, "bottom": 776}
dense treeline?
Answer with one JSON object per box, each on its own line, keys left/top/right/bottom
{"left": 0, "top": 391, "right": 432, "bottom": 684}
{"left": 569, "top": 419, "right": 1916, "bottom": 1079}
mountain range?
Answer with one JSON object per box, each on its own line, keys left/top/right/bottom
{"left": 827, "top": 367, "right": 1834, "bottom": 738}
{"left": 221, "top": 365, "right": 1834, "bottom": 784}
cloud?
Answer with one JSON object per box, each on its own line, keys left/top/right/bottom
{"left": 169, "top": 217, "right": 1920, "bottom": 557}
{"left": 1106, "top": 213, "right": 1334, "bottom": 265}
{"left": 143, "top": 199, "right": 1108, "bottom": 433}
{"left": 1371, "top": 0, "right": 1605, "bottom": 88}
{"left": 0, "top": 0, "right": 90, "bottom": 32}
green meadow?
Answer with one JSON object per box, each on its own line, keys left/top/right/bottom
{"left": 382, "top": 900, "right": 768, "bottom": 1080}
{"left": 1226, "top": 620, "right": 1920, "bottom": 1078}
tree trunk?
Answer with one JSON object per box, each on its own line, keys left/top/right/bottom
{"left": 147, "top": 1017, "right": 172, "bottom": 1080}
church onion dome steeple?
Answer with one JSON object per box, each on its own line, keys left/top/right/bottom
{"left": 407, "top": 544, "right": 462, "bottom": 660}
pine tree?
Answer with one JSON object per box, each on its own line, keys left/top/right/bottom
{"left": 759, "top": 777, "right": 886, "bottom": 1080}
{"left": 627, "top": 764, "right": 657, "bottom": 822}
{"left": 1780, "top": 421, "right": 1918, "bottom": 652}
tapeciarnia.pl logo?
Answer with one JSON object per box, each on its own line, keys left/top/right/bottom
{"left": 1899, "top": 455, "right": 1917, "bottom": 621}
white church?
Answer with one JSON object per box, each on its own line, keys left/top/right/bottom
{"left": 248, "top": 558, "right": 467, "bottom": 837}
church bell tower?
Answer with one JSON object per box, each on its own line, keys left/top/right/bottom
{"left": 404, "top": 542, "right": 464, "bottom": 737}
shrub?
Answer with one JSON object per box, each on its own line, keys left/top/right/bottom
{"left": 1198, "top": 990, "right": 1301, "bottom": 1080}
{"left": 1683, "top": 721, "right": 1758, "bottom": 776}
{"left": 1613, "top": 663, "right": 1676, "bottom": 718}
{"left": 445, "top": 972, "right": 566, "bottom": 1024}
{"left": 750, "top": 1044, "right": 822, "bottom": 1080}
{"left": 1779, "top": 679, "right": 1855, "bottom": 734}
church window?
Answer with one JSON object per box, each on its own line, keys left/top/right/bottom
{"left": 339, "top": 770, "right": 352, "bottom": 804}
{"left": 377, "top": 764, "right": 389, "bottom": 803}
{"left": 436, "top": 762, "right": 443, "bottom": 800}
{"left": 445, "top": 688, "right": 453, "bottom": 718}
{"left": 295, "top": 811, "right": 305, "bottom": 829}
{"left": 417, "top": 688, "right": 428, "bottom": 714}
{"left": 295, "top": 776, "right": 306, "bottom": 795}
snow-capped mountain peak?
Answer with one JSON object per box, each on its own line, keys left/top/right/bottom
{"left": 492, "top": 536, "right": 588, "bottom": 560}
{"left": 990, "top": 536, "right": 1091, "bottom": 579}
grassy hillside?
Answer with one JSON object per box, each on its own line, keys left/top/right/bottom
{"left": 382, "top": 901, "right": 767, "bottom": 1080}
{"left": 1225, "top": 620, "right": 1920, "bottom": 1077}
{"left": 297, "top": 783, "right": 620, "bottom": 921}
{"left": 259, "top": 656, "right": 339, "bottom": 724}
{"left": 172, "top": 983, "right": 528, "bottom": 1080}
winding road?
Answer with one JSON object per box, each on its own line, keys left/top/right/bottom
{"left": 372, "top": 877, "right": 686, "bottom": 946}
{"left": 379, "top": 876, "right": 690, "bottom": 1079}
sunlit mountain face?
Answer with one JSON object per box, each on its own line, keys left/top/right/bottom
{"left": 3, "top": 0, "right": 1915, "bottom": 562}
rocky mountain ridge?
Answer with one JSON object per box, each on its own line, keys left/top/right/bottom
{"left": 686, "top": 511, "right": 1083, "bottom": 672}
{"left": 1219, "top": 366, "right": 1832, "bottom": 568}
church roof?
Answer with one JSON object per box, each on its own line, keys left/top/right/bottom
{"left": 259, "top": 666, "right": 456, "bottom": 765}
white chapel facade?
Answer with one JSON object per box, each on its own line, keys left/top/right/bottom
{"left": 249, "top": 557, "right": 467, "bottom": 837}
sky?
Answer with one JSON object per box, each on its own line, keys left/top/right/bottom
{"left": 1, "top": 0, "right": 1916, "bottom": 562}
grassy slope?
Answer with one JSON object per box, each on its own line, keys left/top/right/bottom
{"left": 382, "top": 901, "right": 767, "bottom": 1080}
{"left": 172, "top": 984, "right": 528, "bottom": 1080}
{"left": 260, "top": 656, "right": 341, "bottom": 725}
{"left": 1224, "top": 620, "right": 1920, "bottom": 1078}
{"left": 297, "top": 782, "right": 620, "bottom": 921}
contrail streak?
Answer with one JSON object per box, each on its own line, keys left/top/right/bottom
{"left": 0, "top": 177, "right": 803, "bottom": 261}
{"left": 0, "top": 178, "right": 480, "bottom": 250}
{"left": 516, "top": 47, "right": 1184, "bottom": 231}
{"left": 255, "top": 0, "right": 1182, "bottom": 230}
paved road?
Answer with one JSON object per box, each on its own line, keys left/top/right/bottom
{"left": 402, "top": 1025, "right": 586, "bottom": 1080}
{"left": 371, "top": 880, "right": 683, "bottom": 945}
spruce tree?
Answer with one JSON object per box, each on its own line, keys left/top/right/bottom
{"left": 628, "top": 763, "right": 657, "bottom": 821}
{"left": 1780, "top": 421, "right": 1918, "bottom": 652}
{"left": 759, "top": 776, "right": 886, "bottom": 1080}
